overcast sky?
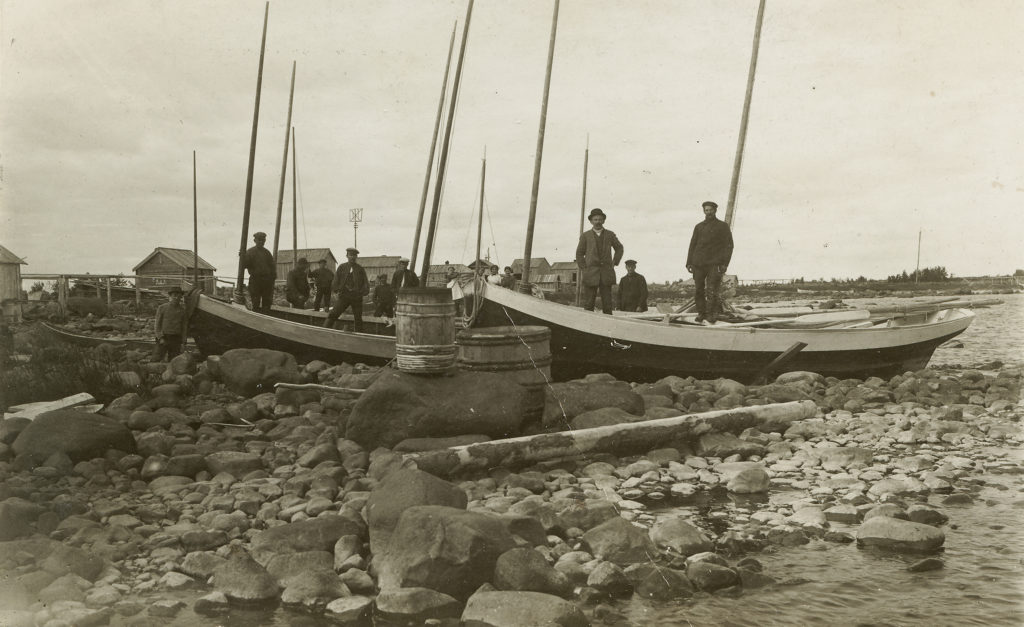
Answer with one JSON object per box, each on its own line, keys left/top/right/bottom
{"left": 2, "top": 0, "right": 1022, "bottom": 284}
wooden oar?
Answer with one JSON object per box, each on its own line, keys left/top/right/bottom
{"left": 729, "top": 309, "right": 871, "bottom": 327}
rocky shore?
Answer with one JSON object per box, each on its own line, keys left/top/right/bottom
{"left": 0, "top": 332, "right": 1021, "bottom": 626}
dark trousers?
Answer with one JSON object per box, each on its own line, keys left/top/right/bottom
{"left": 313, "top": 287, "right": 331, "bottom": 311}
{"left": 374, "top": 302, "right": 395, "bottom": 318}
{"left": 582, "top": 283, "right": 613, "bottom": 314}
{"left": 693, "top": 265, "right": 724, "bottom": 317}
{"left": 152, "top": 333, "right": 183, "bottom": 361}
{"left": 248, "top": 276, "right": 275, "bottom": 312}
{"left": 325, "top": 292, "right": 364, "bottom": 332}
{"left": 287, "top": 295, "right": 308, "bottom": 309}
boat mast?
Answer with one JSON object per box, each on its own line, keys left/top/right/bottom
{"left": 915, "top": 229, "right": 921, "bottom": 283}
{"left": 724, "top": 0, "right": 766, "bottom": 228}
{"left": 192, "top": 150, "right": 197, "bottom": 290}
{"left": 520, "top": 0, "right": 560, "bottom": 288}
{"left": 273, "top": 61, "right": 297, "bottom": 260}
{"left": 420, "top": 0, "right": 475, "bottom": 283}
{"left": 474, "top": 149, "right": 487, "bottom": 285}
{"left": 576, "top": 135, "right": 588, "bottom": 306}
{"left": 234, "top": 2, "right": 270, "bottom": 303}
{"left": 411, "top": 21, "right": 458, "bottom": 269}
{"left": 292, "top": 127, "right": 297, "bottom": 256}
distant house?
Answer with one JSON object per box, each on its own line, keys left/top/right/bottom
{"left": 426, "top": 263, "right": 471, "bottom": 287}
{"left": 549, "top": 261, "right": 578, "bottom": 289}
{"left": 0, "top": 243, "right": 26, "bottom": 323}
{"left": 358, "top": 255, "right": 403, "bottom": 285}
{"left": 511, "top": 258, "right": 551, "bottom": 279}
{"left": 133, "top": 247, "right": 216, "bottom": 293}
{"left": 277, "top": 248, "right": 338, "bottom": 278}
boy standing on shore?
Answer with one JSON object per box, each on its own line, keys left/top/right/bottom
{"left": 153, "top": 286, "right": 187, "bottom": 361}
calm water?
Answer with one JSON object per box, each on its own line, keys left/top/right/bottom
{"left": 120, "top": 294, "right": 1024, "bottom": 626}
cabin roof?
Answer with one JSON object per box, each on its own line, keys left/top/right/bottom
{"left": 277, "top": 248, "right": 337, "bottom": 264}
{"left": 428, "top": 263, "right": 471, "bottom": 274}
{"left": 358, "top": 255, "right": 403, "bottom": 267}
{"left": 132, "top": 247, "right": 215, "bottom": 272}
{"left": 549, "top": 261, "right": 577, "bottom": 270}
{"left": 0, "top": 244, "right": 27, "bottom": 265}
{"left": 511, "top": 258, "right": 550, "bottom": 269}
{"left": 534, "top": 274, "right": 562, "bottom": 283}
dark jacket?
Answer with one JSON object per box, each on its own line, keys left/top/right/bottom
{"left": 309, "top": 266, "right": 335, "bottom": 290}
{"left": 617, "top": 273, "right": 649, "bottom": 312}
{"left": 391, "top": 269, "right": 420, "bottom": 291}
{"left": 686, "top": 217, "right": 733, "bottom": 267}
{"left": 373, "top": 284, "right": 396, "bottom": 307}
{"left": 576, "top": 229, "right": 624, "bottom": 287}
{"left": 332, "top": 262, "right": 369, "bottom": 296}
{"left": 243, "top": 246, "right": 276, "bottom": 279}
{"left": 285, "top": 267, "right": 310, "bottom": 300}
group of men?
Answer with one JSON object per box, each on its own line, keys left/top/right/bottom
{"left": 242, "top": 231, "right": 422, "bottom": 333}
{"left": 575, "top": 200, "right": 733, "bottom": 322}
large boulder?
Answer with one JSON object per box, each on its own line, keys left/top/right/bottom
{"left": 213, "top": 349, "right": 301, "bottom": 397}
{"left": 346, "top": 369, "right": 527, "bottom": 449}
{"left": 649, "top": 518, "right": 713, "bottom": 556}
{"left": 375, "top": 505, "right": 516, "bottom": 600}
{"left": 0, "top": 498, "right": 45, "bottom": 540}
{"left": 542, "top": 381, "right": 644, "bottom": 429}
{"left": 581, "top": 516, "right": 657, "bottom": 565}
{"left": 374, "top": 588, "right": 462, "bottom": 624}
{"left": 856, "top": 517, "right": 945, "bottom": 552}
{"left": 12, "top": 410, "right": 135, "bottom": 464}
{"left": 211, "top": 548, "right": 280, "bottom": 604}
{"left": 250, "top": 515, "right": 365, "bottom": 564}
{"left": 461, "top": 590, "right": 589, "bottom": 627}
{"left": 366, "top": 468, "right": 468, "bottom": 555}
{"left": 493, "top": 548, "right": 572, "bottom": 597}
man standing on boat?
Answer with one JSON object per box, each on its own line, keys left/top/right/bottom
{"left": 391, "top": 257, "right": 419, "bottom": 291}
{"left": 617, "top": 259, "right": 649, "bottom": 312}
{"left": 686, "top": 200, "right": 733, "bottom": 323}
{"left": 243, "top": 231, "right": 276, "bottom": 313}
{"left": 285, "top": 257, "right": 310, "bottom": 309}
{"left": 309, "top": 259, "right": 335, "bottom": 311}
{"left": 576, "top": 208, "right": 624, "bottom": 314}
{"left": 153, "top": 286, "right": 187, "bottom": 361}
{"left": 325, "top": 247, "right": 369, "bottom": 332}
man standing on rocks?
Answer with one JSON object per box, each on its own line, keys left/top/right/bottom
{"left": 325, "top": 247, "right": 369, "bottom": 332}
{"left": 575, "top": 208, "right": 624, "bottom": 314}
{"left": 309, "top": 259, "right": 335, "bottom": 311}
{"left": 390, "top": 257, "right": 419, "bottom": 291}
{"left": 617, "top": 259, "right": 649, "bottom": 312}
{"left": 153, "top": 286, "right": 187, "bottom": 361}
{"left": 686, "top": 201, "right": 733, "bottom": 324}
{"left": 243, "top": 231, "right": 276, "bottom": 313}
{"left": 285, "top": 257, "right": 310, "bottom": 309}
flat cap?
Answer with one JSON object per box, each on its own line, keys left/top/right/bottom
{"left": 398, "top": 257, "right": 410, "bottom": 264}
{"left": 346, "top": 247, "right": 359, "bottom": 255}
{"left": 624, "top": 259, "right": 637, "bottom": 266}
{"left": 702, "top": 201, "right": 718, "bottom": 210}
{"left": 253, "top": 231, "right": 267, "bottom": 238}
{"left": 167, "top": 286, "right": 184, "bottom": 295}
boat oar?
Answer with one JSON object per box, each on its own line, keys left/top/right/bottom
{"left": 730, "top": 310, "right": 872, "bottom": 327}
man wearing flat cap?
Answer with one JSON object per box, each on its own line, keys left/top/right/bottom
{"left": 285, "top": 257, "right": 311, "bottom": 309}
{"left": 326, "top": 247, "right": 369, "bottom": 332}
{"left": 391, "top": 257, "right": 419, "bottom": 291}
{"left": 153, "top": 286, "right": 187, "bottom": 361}
{"left": 576, "top": 208, "right": 624, "bottom": 314}
{"left": 686, "top": 200, "right": 733, "bottom": 323}
{"left": 617, "top": 259, "right": 649, "bottom": 312}
{"left": 243, "top": 231, "right": 276, "bottom": 313}
{"left": 309, "top": 259, "right": 335, "bottom": 311}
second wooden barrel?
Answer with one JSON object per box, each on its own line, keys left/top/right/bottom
{"left": 396, "top": 287, "right": 457, "bottom": 374}
{"left": 456, "top": 325, "right": 551, "bottom": 421}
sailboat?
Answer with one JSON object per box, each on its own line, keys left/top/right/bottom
{"left": 188, "top": 1, "right": 978, "bottom": 383}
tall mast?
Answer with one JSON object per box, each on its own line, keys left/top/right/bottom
{"left": 192, "top": 150, "right": 197, "bottom": 290}
{"left": 915, "top": 229, "right": 922, "bottom": 283}
{"left": 724, "top": 0, "right": 766, "bottom": 228}
{"left": 576, "top": 135, "right": 588, "bottom": 306}
{"left": 474, "top": 149, "right": 487, "bottom": 286}
{"left": 273, "top": 61, "right": 297, "bottom": 260}
{"left": 411, "top": 21, "right": 458, "bottom": 269}
{"left": 234, "top": 2, "right": 270, "bottom": 302}
{"left": 420, "top": 0, "right": 475, "bottom": 283}
{"left": 521, "top": 0, "right": 560, "bottom": 287}
{"left": 291, "top": 127, "right": 297, "bottom": 256}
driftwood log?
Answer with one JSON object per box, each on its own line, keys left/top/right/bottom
{"left": 404, "top": 400, "right": 817, "bottom": 477}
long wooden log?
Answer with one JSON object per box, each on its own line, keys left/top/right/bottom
{"left": 405, "top": 400, "right": 817, "bottom": 477}
{"left": 274, "top": 382, "right": 365, "bottom": 395}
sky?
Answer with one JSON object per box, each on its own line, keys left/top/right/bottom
{"left": 2, "top": 0, "right": 1022, "bottom": 285}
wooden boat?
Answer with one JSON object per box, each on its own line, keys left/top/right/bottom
{"left": 38, "top": 321, "right": 161, "bottom": 352}
{"left": 465, "top": 282, "right": 976, "bottom": 382}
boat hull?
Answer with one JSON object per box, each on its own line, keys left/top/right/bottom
{"left": 470, "top": 284, "right": 973, "bottom": 382}
{"left": 190, "top": 295, "right": 395, "bottom": 366}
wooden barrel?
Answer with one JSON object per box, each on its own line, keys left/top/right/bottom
{"left": 396, "top": 288, "right": 457, "bottom": 374}
{"left": 456, "top": 325, "right": 551, "bottom": 421}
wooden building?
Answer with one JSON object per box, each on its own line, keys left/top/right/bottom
{"left": 133, "top": 247, "right": 216, "bottom": 293}
{"left": 426, "top": 263, "right": 472, "bottom": 287}
{"left": 277, "top": 248, "right": 338, "bottom": 278}
{"left": 549, "top": 261, "right": 578, "bottom": 289}
{"left": 358, "top": 255, "right": 403, "bottom": 285}
{"left": 511, "top": 258, "right": 552, "bottom": 279}
{"left": 0, "top": 244, "right": 26, "bottom": 323}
